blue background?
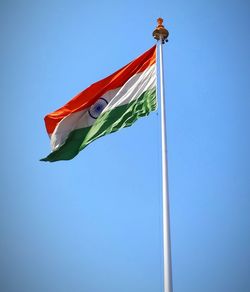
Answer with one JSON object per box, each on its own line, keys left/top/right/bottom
{"left": 1, "top": 0, "right": 250, "bottom": 291}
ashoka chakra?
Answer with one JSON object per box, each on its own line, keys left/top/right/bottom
{"left": 88, "top": 98, "right": 108, "bottom": 119}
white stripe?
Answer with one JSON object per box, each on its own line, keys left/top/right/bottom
{"left": 103, "top": 64, "right": 156, "bottom": 112}
{"left": 50, "top": 64, "right": 156, "bottom": 151}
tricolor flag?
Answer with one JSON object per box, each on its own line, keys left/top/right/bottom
{"left": 41, "top": 45, "right": 157, "bottom": 162}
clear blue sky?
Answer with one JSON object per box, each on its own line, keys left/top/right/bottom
{"left": 1, "top": 0, "right": 250, "bottom": 291}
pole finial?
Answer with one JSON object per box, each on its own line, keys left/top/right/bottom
{"left": 152, "top": 18, "right": 169, "bottom": 44}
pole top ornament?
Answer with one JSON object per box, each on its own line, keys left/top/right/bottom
{"left": 152, "top": 18, "right": 169, "bottom": 44}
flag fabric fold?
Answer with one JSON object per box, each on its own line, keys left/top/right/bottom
{"left": 41, "top": 45, "right": 157, "bottom": 162}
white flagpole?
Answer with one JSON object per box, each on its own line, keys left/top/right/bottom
{"left": 153, "top": 18, "right": 173, "bottom": 292}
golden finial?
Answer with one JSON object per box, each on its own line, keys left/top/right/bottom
{"left": 152, "top": 18, "right": 169, "bottom": 43}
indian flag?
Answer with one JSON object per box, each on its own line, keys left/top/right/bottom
{"left": 41, "top": 45, "right": 157, "bottom": 162}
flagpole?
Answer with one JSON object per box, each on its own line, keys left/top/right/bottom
{"left": 153, "top": 18, "right": 173, "bottom": 292}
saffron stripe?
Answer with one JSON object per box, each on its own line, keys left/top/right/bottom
{"left": 44, "top": 45, "right": 156, "bottom": 135}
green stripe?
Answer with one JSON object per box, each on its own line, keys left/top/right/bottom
{"left": 41, "top": 88, "right": 156, "bottom": 162}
